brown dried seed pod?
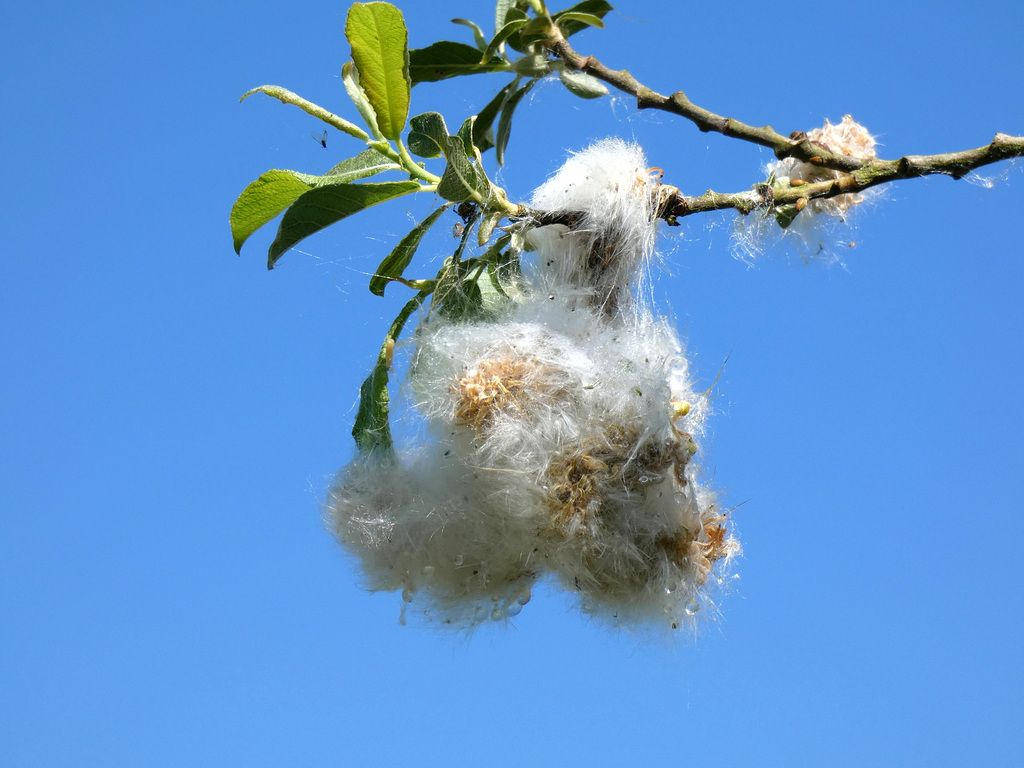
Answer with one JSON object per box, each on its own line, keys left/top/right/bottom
{"left": 453, "top": 358, "right": 528, "bottom": 430}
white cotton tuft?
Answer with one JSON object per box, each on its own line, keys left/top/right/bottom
{"left": 327, "top": 138, "right": 739, "bottom": 633}
{"left": 528, "top": 138, "right": 661, "bottom": 317}
{"left": 774, "top": 114, "right": 876, "bottom": 217}
{"left": 733, "top": 115, "right": 878, "bottom": 262}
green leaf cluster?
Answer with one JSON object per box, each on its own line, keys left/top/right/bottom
{"left": 233, "top": 0, "right": 617, "bottom": 456}
{"left": 409, "top": 0, "right": 614, "bottom": 163}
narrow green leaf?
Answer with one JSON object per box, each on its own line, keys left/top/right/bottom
{"left": 477, "top": 210, "right": 502, "bottom": 246}
{"left": 470, "top": 82, "right": 514, "bottom": 153}
{"left": 369, "top": 204, "right": 451, "bottom": 296}
{"left": 456, "top": 116, "right": 477, "bottom": 155}
{"left": 553, "top": 12, "right": 605, "bottom": 30}
{"left": 345, "top": 2, "right": 411, "bottom": 140}
{"left": 495, "top": 0, "right": 516, "bottom": 32}
{"left": 500, "top": 7, "right": 533, "bottom": 53}
{"left": 267, "top": 181, "right": 420, "bottom": 269}
{"left": 239, "top": 85, "right": 370, "bottom": 142}
{"left": 481, "top": 18, "right": 529, "bottom": 61}
{"left": 341, "top": 62, "right": 383, "bottom": 141}
{"left": 409, "top": 41, "right": 507, "bottom": 84}
{"left": 451, "top": 18, "right": 487, "bottom": 50}
{"left": 324, "top": 148, "right": 403, "bottom": 180}
{"left": 496, "top": 79, "right": 536, "bottom": 165}
{"left": 353, "top": 291, "right": 429, "bottom": 455}
{"left": 553, "top": 0, "right": 614, "bottom": 37}
{"left": 558, "top": 67, "right": 609, "bottom": 98}
{"left": 353, "top": 363, "right": 391, "bottom": 455}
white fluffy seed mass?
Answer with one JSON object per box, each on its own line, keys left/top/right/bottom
{"left": 733, "top": 115, "right": 877, "bottom": 262}
{"left": 773, "top": 114, "right": 877, "bottom": 216}
{"left": 327, "top": 139, "right": 738, "bottom": 630}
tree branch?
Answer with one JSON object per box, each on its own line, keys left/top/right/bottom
{"left": 658, "top": 132, "right": 1024, "bottom": 222}
{"left": 546, "top": 35, "right": 1024, "bottom": 181}
{"left": 545, "top": 34, "right": 1023, "bottom": 223}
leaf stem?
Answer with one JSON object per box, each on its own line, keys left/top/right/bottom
{"left": 396, "top": 137, "right": 442, "bottom": 184}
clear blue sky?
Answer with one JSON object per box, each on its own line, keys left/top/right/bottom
{"left": 3, "top": 1, "right": 1022, "bottom": 765}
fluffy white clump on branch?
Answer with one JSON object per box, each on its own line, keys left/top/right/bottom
{"left": 734, "top": 115, "right": 878, "bottom": 262}
{"left": 327, "top": 138, "right": 738, "bottom": 631}
{"left": 776, "top": 114, "right": 877, "bottom": 215}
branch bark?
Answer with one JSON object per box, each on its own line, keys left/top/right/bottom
{"left": 546, "top": 35, "right": 1024, "bottom": 222}
{"left": 660, "top": 132, "right": 1023, "bottom": 221}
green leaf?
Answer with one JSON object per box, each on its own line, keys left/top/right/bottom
{"left": 341, "top": 62, "right": 383, "bottom": 141}
{"left": 495, "top": 0, "right": 516, "bottom": 32}
{"left": 477, "top": 210, "right": 502, "bottom": 246}
{"left": 267, "top": 181, "right": 420, "bottom": 269}
{"left": 510, "top": 54, "right": 551, "bottom": 78}
{"left": 369, "top": 204, "right": 451, "bottom": 296}
{"left": 409, "top": 41, "right": 507, "bottom": 84}
{"left": 483, "top": 233, "right": 522, "bottom": 300}
{"left": 774, "top": 204, "right": 800, "bottom": 230}
{"left": 353, "top": 291, "right": 429, "bottom": 455}
{"left": 558, "top": 67, "right": 609, "bottom": 98}
{"left": 512, "top": 17, "right": 555, "bottom": 50}
{"left": 240, "top": 84, "right": 371, "bottom": 142}
{"left": 433, "top": 257, "right": 484, "bottom": 321}
{"left": 451, "top": 18, "right": 487, "bottom": 50}
{"left": 500, "top": 7, "right": 534, "bottom": 53}
{"left": 439, "top": 275, "right": 483, "bottom": 320}
{"left": 437, "top": 152, "right": 489, "bottom": 203}
{"left": 325, "top": 148, "right": 403, "bottom": 180}
{"left": 496, "top": 79, "right": 536, "bottom": 165}
{"left": 470, "top": 82, "right": 515, "bottom": 153}
{"left": 553, "top": 0, "right": 614, "bottom": 36}
{"left": 456, "top": 116, "right": 477, "bottom": 155}
{"left": 345, "top": 2, "right": 410, "bottom": 141}
{"left": 231, "top": 151, "right": 403, "bottom": 255}
{"left": 407, "top": 111, "right": 489, "bottom": 202}
{"left": 553, "top": 12, "right": 605, "bottom": 30}
{"left": 407, "top": 111, "right": 450, "bottom": 159}
{"left": 481, "top": 17, "right": 529, "bottom": 61}
{"left": 231, "top": 171, "right": 318, "bottom": 255}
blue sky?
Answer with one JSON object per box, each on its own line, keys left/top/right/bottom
{"left": 3, "top": 1, "right": 1022, "bottom": 765}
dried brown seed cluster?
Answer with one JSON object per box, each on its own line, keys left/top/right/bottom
{"left": 792, "top": 115, "right": 877, "bottom": 215}
{"left": 661, "top": 511, "right": 733, "bottom": 586}
{"left": 453, "top": 358, "right": 529, "bottom": 429}
{"left": 545, "top": 423, "right": 698, "bottom": 534}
